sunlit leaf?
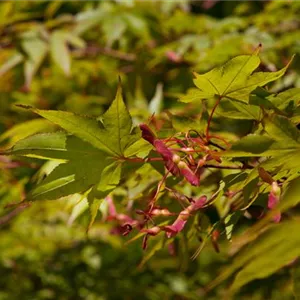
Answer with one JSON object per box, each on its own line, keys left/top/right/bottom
{"left": 181, "top": 54, "right": 293, "bottom": 103}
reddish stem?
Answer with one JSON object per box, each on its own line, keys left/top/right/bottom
{"left": 206, "top": 96, "right": 222, "bottom": 142}
{"left": 149, "top": 171, "right": 170, "bottom": 212}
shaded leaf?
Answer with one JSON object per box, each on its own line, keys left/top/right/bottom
{"left": 217, "top": 100, "right": 260, "bottom": 120}
{"left": 243, "top": 150, "right": 300, "bottom": 185}
{"left": 5, "top": 132, "right": 114, "bottom": 201}
{"left": 269, "top": 88, "right": 300, "bottom": 109}
{"left": 171, "top": 115, "right": 204, "bottom": 132}
{"left": 27, "top": 152, "right": 109, "bottom": 201}
{"left": 221, "top": 134, "right": 298, "bottom": 157}
{"left": 263, "top": 114, "right": 300, "bottom": 146}
{"left": 97, "top": 162, "right": 122, "bottom": 192}
{"left": 229, "top": 135, "right": 274, "bottom": 154}
{"left": 87, "top": 187, "right": 103, "bottom": 231}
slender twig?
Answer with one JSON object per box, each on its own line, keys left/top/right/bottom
{"left": 204, "top": 164, "right": 253, "bottom": 170}
{"left": 149, "top": 171, "right": 170, "bottom": 212}
{"left": 206, "top": 96, "right": 222, "bottom": 142}
{"left": 208, "top": 141, "right": 226, "bottom": 151}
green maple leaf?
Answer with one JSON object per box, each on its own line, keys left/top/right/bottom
{"left": 180, "top": 53, "right": 293, "bottom": 103}
{"left": 8, "top": 86, "right": 147, "bottom": 227}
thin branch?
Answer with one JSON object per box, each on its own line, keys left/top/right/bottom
{"left": 204, "top": 164, "right": 254, "bottom": 170}
{"left": 208, "top": 141, "right": 226, "bottom": 151}
{"left": 206, "top": 95, "right": 222, "bottom": 142}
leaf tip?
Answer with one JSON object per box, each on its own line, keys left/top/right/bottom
{"left": 192, "top": 71, "right": 198, "bottom": 78}
{"left": 286, "top": 54, "right": 296, "bottom": 68}
{"left": 116, "top": 76, "right": 123, "bottom": 97}
{"left": 254, "top": 43, "right": 262, "bottom": 55}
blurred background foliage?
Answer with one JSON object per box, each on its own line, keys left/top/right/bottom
{"left": 0, "top": 1, "right": 300, "bottom": 299}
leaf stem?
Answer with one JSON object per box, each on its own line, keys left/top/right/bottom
{"left": 206, "top": 96, "right": 222, "bottom": 143}
{"left": 204, "top": 164, "right": 253, "bottom": 170}
{"left": 208, "top": 141, "right": 226, "bottom": 151}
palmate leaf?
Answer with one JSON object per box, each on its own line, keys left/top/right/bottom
{"left": 10, "top": 86, "right": 145, "bottom": 228}
{"left": 180, "top": 53, "right": 293, "bottom": 103}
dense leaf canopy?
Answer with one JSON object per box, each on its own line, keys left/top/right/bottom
{"left": 1, "top": 1, "right": 300, "bottom": 299}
